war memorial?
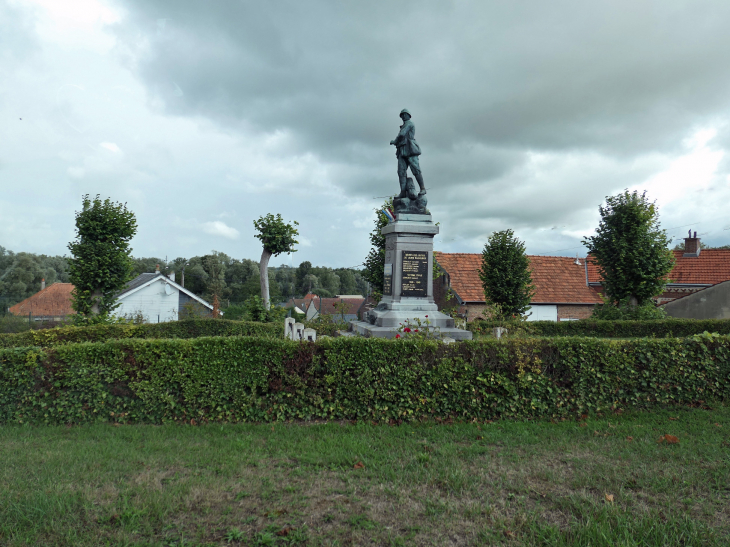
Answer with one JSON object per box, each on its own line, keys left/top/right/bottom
{"left": 350, "top": 109, "right": 472, "bottom": 340}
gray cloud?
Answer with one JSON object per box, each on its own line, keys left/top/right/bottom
{"left": 2, "top": 0, "right": 730, "bottom": 269}
{"left": 114, "top": 0, "right": 730, "bottom": 159}
{"left": 105, "top": 0, "right": 730, "bottom": 255}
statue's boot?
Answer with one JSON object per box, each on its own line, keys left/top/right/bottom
{"left": 415, "top": 173, "right": 426, "bottom": 195}
{"left": 397, "top": 176, "right": 408, "bottom": 198}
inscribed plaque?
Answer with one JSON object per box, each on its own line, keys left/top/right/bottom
{"left": 400, "top": 251, "right": 428, "bottom": 297}
{"left": 383, "top": 263, "right": 393, "bottom": 296}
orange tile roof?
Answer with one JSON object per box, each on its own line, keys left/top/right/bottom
{"left": 9, "top": 283, "right": 75, "bottom": 317}
{"left": 586, "top": 250, "right": 730, "bottom": 285}
{"left": 434, "top": 252, "right": 603, "bottom": 304}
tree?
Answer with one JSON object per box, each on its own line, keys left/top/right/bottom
{"left": 583, "top": 190, "right": 674, "bottom": 307}
{"left": 202, "top": 252, "right": 230, "bottom": 305}
{"left": 296, "top": 261, "right": 312, "bottom": 294}
{"left": 335, "top": 268, "right": 358, "bottom": 295}
{"left": 68, "top": 195, "right": 137, "bottom": 318}
{"left": 479, "top": 229, "right": 535, "bottom": 319}
{"left": 362, "top": 199, "right": 392, "bottom": 298}
{"left": 253, "top": 214, "right": 299, "bottom": 309}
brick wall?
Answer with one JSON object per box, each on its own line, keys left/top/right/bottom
{"left": 557, "top": 304, "right": 594, "bottom": 321}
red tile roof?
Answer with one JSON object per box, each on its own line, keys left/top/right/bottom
{"left": 9, "top": 283, "right": 75, "bottom": 317}
{"left": 586, "top": 250, "right": 730, "bottom": 285}
{"left": 434, "top": 253, "right": 603, "bottom": 304}
{"left": 286, "top": 297, "right": 366, "bottom": 316}
{"left": 314, "top": 298, "right": 365, "bottom": 316}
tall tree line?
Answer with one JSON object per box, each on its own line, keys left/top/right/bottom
{"left": 0, "top": 246, "right": 367, "bottom": 309}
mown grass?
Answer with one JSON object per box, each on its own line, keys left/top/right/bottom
{"left": 1, "top": 405, "right": 728, "bottom": 546}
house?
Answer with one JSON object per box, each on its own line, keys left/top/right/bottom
{"left": 285, "top": 294, "right": 369, "bottom": 321}
{"left": 434, "top": 253, "right": 601, "bottom": 322}
{"left": 115, "top": 271, "right": 219, "bottom": 322}
{"left": 9, "top": 281, "right": 75, "bottom": 321}
{"left": 587, "top": 234, "right": 730, "bottom": 305}
{"left": 9, "top": 269, "right": 219, "bottom": 324}
{"left": 435, "top": 234, "right": 730, "bottom": 322}
{"left": 661, "top": 280, "right": 730, "bottom": 319}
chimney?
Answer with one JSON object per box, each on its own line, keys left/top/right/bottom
{"left": 683, "top": 230, "right": 701, "bottom": 257}
{"left": 574, "top": 254, "right": 582, "bottom": 266}
{"left": 168, "top": 272, "right": 175, "bottom": 282}
{"left": 155, "top": 264, "right": 161, "bottom": 274}
{"left": 41, "top": 278, "right": 45, "bottom": 291}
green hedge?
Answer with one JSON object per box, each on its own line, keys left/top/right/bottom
{"left": 468, "top": 319, "right": 730, "bottom": 338}
{"left": 0, "top": 319, "right": 282, "bottom": 349}
{"left": 2, "top": 334, "right": 728, "bottom": 425}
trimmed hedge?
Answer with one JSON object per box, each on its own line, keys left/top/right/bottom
{"left": 1, "top": 334, "right": 728, "bottom": 425}
{"left": 0, "top": 319, "right": 282, "bottom": 349}
{"left": 468, "top": 319, "right": 730, "bottom": 338}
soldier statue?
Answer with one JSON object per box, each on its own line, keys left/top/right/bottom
{"left": 390, "top": 109, "right": 426, "bottom": 199}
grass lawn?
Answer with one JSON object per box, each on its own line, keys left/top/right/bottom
{"left": 1, "top": 406, "right": 728, "bottom": 546}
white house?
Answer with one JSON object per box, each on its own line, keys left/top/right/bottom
{"left": 115, "top": 272, "right": 219, "bottom": 323}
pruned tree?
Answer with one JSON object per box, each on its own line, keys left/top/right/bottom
{"left": 253, "top": 213, "right": 299, "bottom": 309}
{"left": 583, "top": 190, "right": 674, "bottom": 307}
{"left": 479, "top": 229, "right": 535, "bottom": 319}
{"left": 68, "top": 195, "right": 137, "bottom": 319}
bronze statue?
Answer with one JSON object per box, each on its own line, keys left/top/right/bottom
{"left": 390, "top": 109, "right": 428, "bottom": 214}
{"left": 390, "top": 109, "right": 425, "bottom": 198}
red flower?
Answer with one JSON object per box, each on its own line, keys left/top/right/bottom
{"left": 414, "top": 329, "right": 419, "bottom": 332}
{"left": 425, "top": 315, "right": 428, "bottom": 318}
{"left": 395, "top": 334, "right": 401, "bottom": 339}
{"left": 404, "top": 327, "right": 411, "bottom": 333}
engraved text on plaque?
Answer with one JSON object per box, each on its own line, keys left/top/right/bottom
{"left": 383, "top": 263, "right": 393, "bottom": 296}
{"left": 400, "top": 251, "right": 428, "bottom": 297}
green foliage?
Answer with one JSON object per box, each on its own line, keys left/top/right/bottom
{"left": 466, "top": 318, "right": 730, "bottom": 338}
{"left": 0, "top": 318, "right": 281, "bottom": 349}
{"left": 583, "top": 190, "right": 674, "bottom": 306}
{"left": 241, "top": 295, "right": 287, "bottom": 323}
{"left": 591, "top": 299, "right": 667, "bottom": 320}
{"left": 362, "top": 199, "right": 392, "bottom": 299}
{"left": 254, "top": 213, "right": 299, "bottom": 309}
{"left": 479, "top": 230, "right": 535, "bottom": 319}
{"left": 0, "top": 314, "right": 32, "bottom": 334}
{"left": 67, "top": 195, "right": 138, "bottom": 319}
{"left": 253, "top": 214, "right": 299, "bottom": 256}
{"left": 1, "top": 334, "right": 728, "bottom": 425}
{"left": 0, "top": 248, "right": 69, "bottom": 306}
{"left": 302, "top": 313, "right": 348, "bottom": 336}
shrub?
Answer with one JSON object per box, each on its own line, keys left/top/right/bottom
{"left": 0, "top": 318, "right": 282, "bottom": 349}
{"left": 467, "top": 319, "right": 730, "bottom": 338}
{"left": 1, "top": 334, "right": 728, "bottom": 425}
{"left": 591, "top": 299, "right": 667, "bottom": 320}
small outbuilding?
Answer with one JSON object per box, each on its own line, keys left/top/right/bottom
{"left": 661, "top": 280, "right": 730, "bottom": 319}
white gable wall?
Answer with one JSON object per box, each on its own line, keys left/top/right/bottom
{"left": 115, "top": 278, "right": 180, "bottom": 323}
{"left": 525, "top": 305, "right": 558, "bottom": 322}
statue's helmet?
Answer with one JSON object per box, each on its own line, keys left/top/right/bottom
{"left": 399, "top": 108, "right": 411, "bottom": 118}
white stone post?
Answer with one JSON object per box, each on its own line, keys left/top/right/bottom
{"left": 284, "top": 317, "right": 295, "bottom": 340}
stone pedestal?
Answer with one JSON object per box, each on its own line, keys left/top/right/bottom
{"left": 351, "top": 213, "right": 472, "bottom": 340}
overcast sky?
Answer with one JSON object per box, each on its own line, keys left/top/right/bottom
{"left": 2, "top": 0, "right": 730, "bottom": 268}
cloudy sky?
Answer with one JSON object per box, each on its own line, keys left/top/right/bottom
{"left": 2, "top": 0, "right": 730, "bottom": 268}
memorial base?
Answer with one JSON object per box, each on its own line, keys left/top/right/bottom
{"left": 349, "top": 213, "right": 472, "bottom": 341}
